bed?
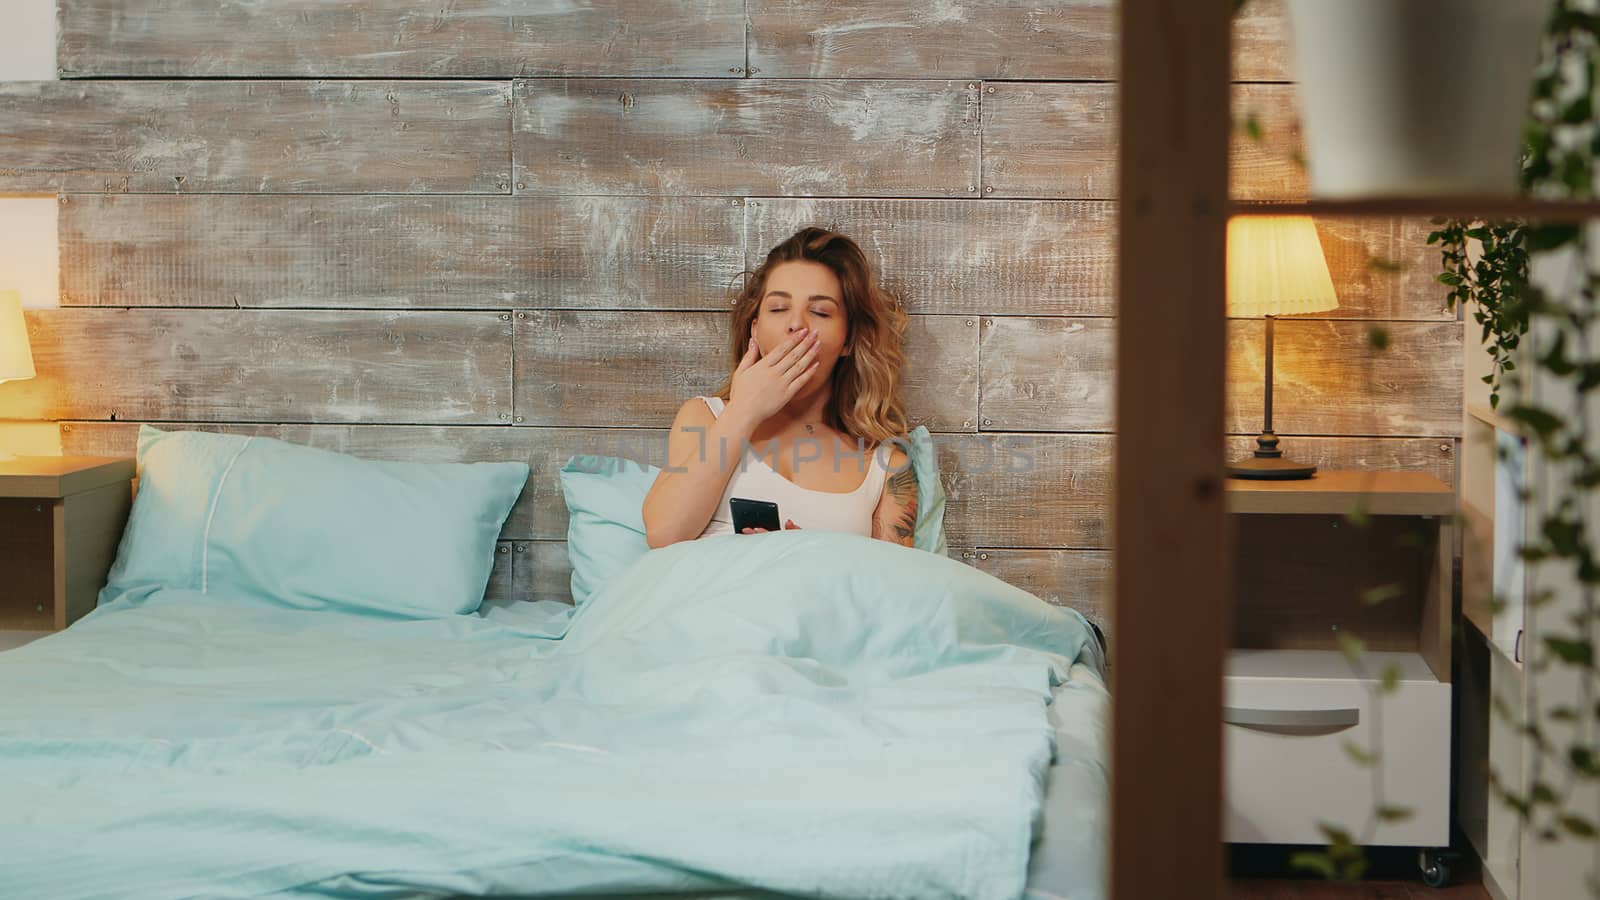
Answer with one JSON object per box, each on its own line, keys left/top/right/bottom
{"left": 0, "top": 428, "right": 1108, "bottom": 900}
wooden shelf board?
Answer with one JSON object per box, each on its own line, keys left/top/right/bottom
{"left": 1231, "top": 197, "right": 1600, "bottom": 220}
{"left": 1225, "top": 470, "right": 1455, "bottom": 516}
{"left": 1467, "top": 402, "right": 1527, "bottom": 439}
{"left": 0, "top": 456, "right": 136, "bottom": 499}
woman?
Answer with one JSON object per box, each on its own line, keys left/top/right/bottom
{"left": 642, "top": 227, "right": 919, "bottom": 548}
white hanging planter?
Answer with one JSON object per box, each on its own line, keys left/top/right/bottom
{"left": 1284, "top": 0, "right": 1555, "bottom": 198}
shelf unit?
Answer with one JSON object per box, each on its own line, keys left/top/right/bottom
{"left": 1112, "top": 5, "right": 1587, "bottom": 897}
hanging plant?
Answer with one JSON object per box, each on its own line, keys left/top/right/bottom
{"left": 1281, "top": 0, "right": 1600, "bottom": 889}
{"left": 1428, "top": 0, "right": 1600, "bottom": 883}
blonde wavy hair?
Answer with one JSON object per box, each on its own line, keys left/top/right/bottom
{"left": 712, "top": 227, "right": 911, "bottom": 444}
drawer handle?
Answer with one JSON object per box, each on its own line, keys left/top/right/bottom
{"left": 1223, "top": 706, "right": 1360, "bottom": 730}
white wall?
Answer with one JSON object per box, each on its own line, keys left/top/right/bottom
{"left": 0, "top": 0, "right": 61, "bottom": 447}
{"left": 0, "top": 0, "right": 58, "bottom": 312}
{"left": 0, "top": 0, "right": 56, "bottom": 81}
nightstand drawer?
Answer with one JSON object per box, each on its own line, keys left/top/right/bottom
{"left": 1224, "top": 663, "right": 1450, "bottom": 847}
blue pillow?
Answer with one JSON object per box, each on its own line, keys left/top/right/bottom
{"left": 101, "top": 425, "right": 529, "bottom": 618}
{"left": 557, "top": 427, "right": 950, "bottom": 605}
{"left": 559, "top": 455, "right": 658, "bottom": 607}
{"left": 901, "top": 425, "right": 950, "bottom": 557}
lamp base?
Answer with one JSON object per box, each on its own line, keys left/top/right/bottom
{"left": 1227, "top": 431, "right": 1318, "bottom": 480}
{"left": 1227, "top": 456, "right": 1318, "bottom": 480}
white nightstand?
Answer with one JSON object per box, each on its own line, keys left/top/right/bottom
{"left": 0, "top": 456, "right": 135, "bottom": 649}
{"left": 1222, "top": 471, "right": 1455, "bottom": 855}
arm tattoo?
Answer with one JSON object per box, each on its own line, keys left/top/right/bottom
{"left": 872, "top": 465, "right": 919, "bottom": 547}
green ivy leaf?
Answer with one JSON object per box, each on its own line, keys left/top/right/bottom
{"left": 1376, "top": 804, "right": 1413, "bottom": 822}
{"left": 1570, "top": 744, "right": 1600, "bottom": 777}
{"left": 1337, "top": 632, "right": 1365, "bottom": 666}
{"left": 1361, "top": 583, "right": 1403, "bottom": 607}
{"left": 1506, "top": 405, "right": 1563, "bottom": 440}
{"left": 1344, "top": 504, "right": 1371, "bottom": 528}
{"left": 1317, "top": 822, "right": 1357, "bottom": 851}
{"left": 1527, "top": 224, "right": 1581, "bottom": 252}
{"left": 1342, "top": 739, "right": 1377, "bottom": 767}
{"left": 1562, "top": 815, "right": 1598, "bottom": 838}
{"left": 1290, "top": 851, "right": 1337, "bottom": 880}
{"left": 1546, "top": 636, "right": 1593, "bottom": 666}
{"left": 1379, "top": 664, "right": 1401, "bottom": 695}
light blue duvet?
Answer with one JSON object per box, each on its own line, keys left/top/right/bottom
{"left": 0, "top": 530, "right": 1106, "bottom": 900}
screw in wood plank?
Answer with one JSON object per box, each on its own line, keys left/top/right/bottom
{"left": 967, "top": 83, "right": 977, "bottom": 90}
{"left": 499, "top": 413, "right": 511, "bottom": 420}
{"left": 59, "top": 196, "right": 68, "bottom": 205}
{"left": 515, "top": 544, "right": 527, "bottom": 554}
{"left": 514, "top": 416, "right": 525, "bottom": 424}
{"left": 978, "top": 552, "right": 988, "bottom": 560}
{"left": 964, "top": 319, "right": 973, "bottom": 327}
{"left": 516, "top": 311, "right": 527, "bottom": 319}
{"left": 986, "top": 86, "right": 995, "bottom": 94}
{"left": 962, "top": 420, "right": 972, "bottom": 429}
{"left": 516, "top": 182, "right": 526, "bottom": 190}
{"left": 984, "top": 186, "right": 994, "bottom": 194}
{"left": 985, "top": 318, "right": 995, "bottom": 327}
{"left": 497, "top": 545, "right": 509, "bottom": 554}
{"left": 499, "top": 313, "right": 511, "bottom": 321}
{"left": 982, "top": 418, "right": 992, "bottom": 426}
{"left": 967, "top": 185, "right": 977, "bottom": 192}
{"left": 729, "top": 67, "right": 745, "bottom": 75}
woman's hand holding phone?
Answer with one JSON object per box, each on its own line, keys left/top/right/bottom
{"left": 741, "top": 519, "right": 801, "bottom": 535}
{"left": 725, "top": 327, "right": 821, "bottom": 429}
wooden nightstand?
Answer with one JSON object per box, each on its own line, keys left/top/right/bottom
{"left": 0, "top": 456, "right": 136, "bottom": 647}
{"left": 1222, "top": 470, "right": 1455, "bottom": 856}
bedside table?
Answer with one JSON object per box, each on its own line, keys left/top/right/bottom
{"left": 1222, "top": 470, "right": 1454, "bottom": 852}
{"left": 0, "top": 456, "right": 135, "bottom": 647}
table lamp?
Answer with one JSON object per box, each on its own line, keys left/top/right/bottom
{"left": 1226, "top": 216, "right": 1339, "bottom": 480}
{"left": 0, "top": 290, "right": 37, "bottom": 463}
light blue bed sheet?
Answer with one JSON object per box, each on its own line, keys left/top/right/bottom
{"left": 0, "top": 530, "right": 1107, "bottom": 900}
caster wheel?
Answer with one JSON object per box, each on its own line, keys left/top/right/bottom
{"left": 1418, "top": 850, "right": 1453, "bottom": 888}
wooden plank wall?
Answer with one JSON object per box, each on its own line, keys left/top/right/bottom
{"left": 0, "top": 0, "right": 1462, "bottom": 626}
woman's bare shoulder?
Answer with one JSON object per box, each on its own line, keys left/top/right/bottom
{"left": 670, "top": 396, "right": 718, "bottom": 427}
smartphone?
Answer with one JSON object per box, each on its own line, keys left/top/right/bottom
{"left": 729, "top": 497, "right": 781, "bottom": 534}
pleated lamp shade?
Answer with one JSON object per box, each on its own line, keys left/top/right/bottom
{"left": 0, "top": 290, "right": 35, "bottom": 385}
{"left": 1226, "top": 215, "right": 1339, "bottom": 317}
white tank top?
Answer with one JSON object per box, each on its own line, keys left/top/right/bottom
{"left": 694, "top": 395, "right": 890, "bottom": 539}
